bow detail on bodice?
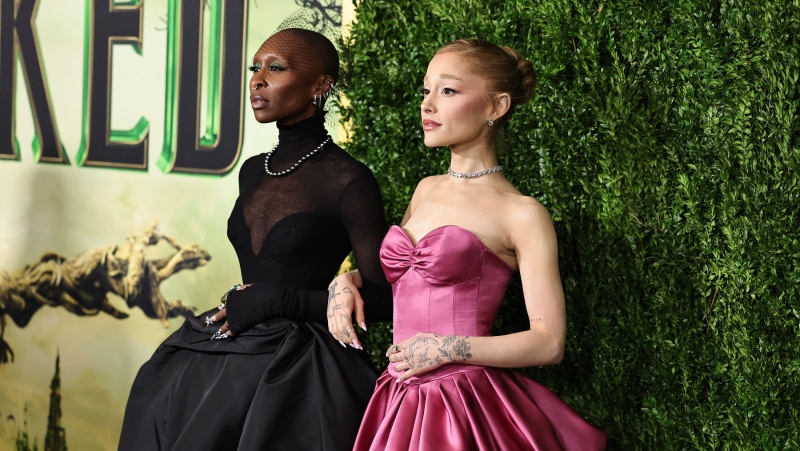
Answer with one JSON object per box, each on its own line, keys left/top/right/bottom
{"left": 380, "top": 225, "right": 512, "bottom": 285}
{"left": 380, "top": 225, "right": 515, "bottom": 343}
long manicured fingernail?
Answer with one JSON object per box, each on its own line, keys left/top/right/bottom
{"left": 353, "top": 339, "right": 363, "bottom": 350}
{"left": 338, "top": 340, "right": 346, "bottom": 348}
{"left": 359, "top": 321, "right": 367, "bottom": 331}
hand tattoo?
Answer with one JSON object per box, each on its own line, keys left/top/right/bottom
{"left": 327, "top": 281, "right": 338, "bottom": 318}
{"left": 328, "top": 280, "right": 338, "bottom": 303}
{"left": 404, "top": 336, "right": 439, "bottom": 369}
{"left": 417, "top": 353, "right": 431, "bottom": 366}
{"left": 327, "top": 280, "right": 344, "bottom": 319}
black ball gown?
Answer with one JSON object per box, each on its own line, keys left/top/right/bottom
{"left": 118, "top": 113, "right": 392, "bottom": 451}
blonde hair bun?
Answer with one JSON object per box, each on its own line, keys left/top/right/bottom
{"left": 501, "top": 46, "right": 537, "bottom": 104}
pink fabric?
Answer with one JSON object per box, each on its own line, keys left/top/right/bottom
{"left": 354, "top": 225, "right": 607, "bottom": 451}
{"left": 380, "top": 225, "right": 514, "bottom": 344}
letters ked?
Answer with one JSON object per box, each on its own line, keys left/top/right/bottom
{"left": 0, "top": 0, "right": 247, "bottom": 174}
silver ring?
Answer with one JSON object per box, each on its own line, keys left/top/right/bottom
{"left": 391, "top": 345, "right": 399, "bottom": 352}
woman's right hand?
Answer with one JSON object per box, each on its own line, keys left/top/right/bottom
{"left": 327, "top": 270, "right": 365, "bottom": 349}
{"left": 205, "top": 284, "right": 250, "bottom": 339}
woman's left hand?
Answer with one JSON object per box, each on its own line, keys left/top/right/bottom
{"left": 387, "top": 332, "right": 473, "bottom": 382}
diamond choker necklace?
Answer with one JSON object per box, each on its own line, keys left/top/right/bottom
{"left": 264, "top": 135, "right": 332, "bottom": 176}
{"left": 447, "top": 165, "right": 503, "bottom": 179}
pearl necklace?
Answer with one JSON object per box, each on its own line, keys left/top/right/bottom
{"left": 447, "top": 165, "right": 503, "bottom": 179}
{"left": 264, "top": 136, "right": 332, "bottom": 176}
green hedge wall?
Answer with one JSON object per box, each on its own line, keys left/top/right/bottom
{"left": 339, "top": 0, "right": 800, "bottom": 449}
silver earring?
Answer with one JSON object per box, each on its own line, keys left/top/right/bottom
{"left": 488, "top": 118, "right": 494, "bottom": 127}
{"left": 312, "top": 94, "right": 320, "bottom": 106}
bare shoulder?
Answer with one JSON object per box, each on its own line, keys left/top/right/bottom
{"left": 507, "top": 194, "right": 552, "bottom": 223}
{"left": 414, "top": 175, "right": 447, "bottom": 197}
{"left": 409, "top": 175, "right": 446, "bottom": 206}
{"left": 501, "top": 193, "right": 556, "bottom": 246}
{"left": 402, "top": 175, "right": 447, "bottom": 225}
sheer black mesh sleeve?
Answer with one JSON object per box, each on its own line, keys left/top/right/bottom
{"left": 335, "top": 174, "right": 393, "bottom": 322}
{"left": 225, "top": 138, "right": 392, "bottom": 335}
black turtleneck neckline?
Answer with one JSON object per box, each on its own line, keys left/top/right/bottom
{"left": 271, "top": 113, "right": 329, "bottom": 166}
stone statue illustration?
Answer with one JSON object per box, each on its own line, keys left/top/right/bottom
{"left": 0, "top": 221, "right": 210, "bottom": 364}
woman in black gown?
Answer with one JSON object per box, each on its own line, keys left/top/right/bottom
{"left": 118, "top": 28, "right": 392, "bottom": 451}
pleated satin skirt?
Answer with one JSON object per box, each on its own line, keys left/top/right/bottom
{"left": 353, "top": 364, "right": 607, "bottom": 451}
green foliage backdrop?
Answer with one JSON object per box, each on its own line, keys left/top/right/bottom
{"left": 339, "top": 0, "right": 800, "bottom": 449}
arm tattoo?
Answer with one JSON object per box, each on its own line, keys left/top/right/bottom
{"left": 402, "top": 335, "right": 474, "bottom": 370}
{"left": 437, "top": 335, "right": 472, "bottom": 362}
{"left": 438, "top": 347, "right": 456, "bottom": 362}
{"left": 452, "top": 337, "right": 472, "bottom": 360}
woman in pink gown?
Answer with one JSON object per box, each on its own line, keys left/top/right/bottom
{"left": 327, "top": 39, "right": 607, "bottom": 450}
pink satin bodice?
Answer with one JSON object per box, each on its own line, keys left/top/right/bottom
{"left": 357, "top": 225, "right": 608, "bottom": 450}
{"left": 380, "top": 225, "right": 514, "bottom": 343}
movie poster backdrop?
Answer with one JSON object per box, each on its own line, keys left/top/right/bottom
{"left": 0, "top": 1, "right": 347, "bottom": 449}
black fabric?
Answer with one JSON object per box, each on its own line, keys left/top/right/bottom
{"left": 118, "top": 113, "right": 392, "bottom": 451}
{"left": 225, "top": 284, "right": 329, "bottom": 332}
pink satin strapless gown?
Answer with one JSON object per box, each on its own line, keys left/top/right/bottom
{"left": 353, "top": 225, "right": 607, "bottom": 451}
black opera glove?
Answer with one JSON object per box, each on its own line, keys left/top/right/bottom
{"left": 223, "top": 283, "right": 327, "bottom": 335}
